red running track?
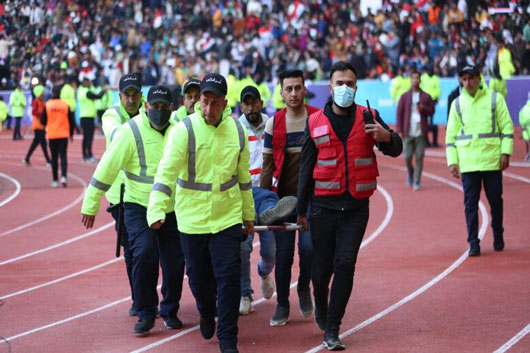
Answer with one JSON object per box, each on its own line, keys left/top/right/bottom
{"left": 0, "top": 128, "right": 529, "bottom": 353}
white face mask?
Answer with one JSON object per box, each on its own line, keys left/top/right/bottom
{"left": 332, "top": 85, "right": 356, "bottom": 108}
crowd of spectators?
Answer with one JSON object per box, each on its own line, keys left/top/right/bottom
{"left": 0, "top": 0, "right": 529, "bottom": 92}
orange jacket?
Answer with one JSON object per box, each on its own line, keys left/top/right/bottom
{"left": 45, "top": 99, "right": 70, "bottom": 139}
{"left": 32, "top": 98, "right": 45, "bottom": 130}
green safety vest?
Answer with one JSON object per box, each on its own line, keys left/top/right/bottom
{"left": 147, "top": 105, "right": 255, "bottom": 234}
{"left": 446, "top": 86, "right": 514, "bottom": 172}
{"left": 226, "top": 74, "right": 238, "bottom": 108}
{"left": 78, "top": 85, "right": 97, "bottom": 118}
{"left": 272, "top": 83, "right": 286, "bottom": 110}
{"left": 81, "top": 111, "right": 175, "bottom": 216}
{"left": 519, "top": 101, "right": 530, "bottom": 142}
{"left": 95, "top": 88, "right": 114, "bottom": 112}
{"left": 257, "top": 82, "right": 272, "bottom": 107}
{"left": 99, "top": 100, "right": 143, "bottom": 204}
{"left": 489, "top": 78, "right": 507, "bottom": 98}
{"left": 60, "top": 84, "right": 76, "bottom": 112}
{"left": 8, "top": 89, "right": 27, "bottom": 117}
{"left": 0, "top": 100, "right": 8, "bottom": 121}
{"left": 170, "top": 105, "right": 188, "bottom": 123}
{"left": 391, "top": 76, "right": 411, "bottom": 105}
{"left": 420, "top": 74, "right": 441, "bottom": 101}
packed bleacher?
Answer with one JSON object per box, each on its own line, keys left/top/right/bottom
{"left": 0, "top": 0, "right": 529, "bottom": 92}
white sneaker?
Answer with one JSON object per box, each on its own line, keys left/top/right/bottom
{"left": 260, "top": 275, "right": 274, "bottom": 300}
{"left": 51, "top": 181, "right": 59, "bottom": 188}
{"left": 60, "top": 176, "right": 67, "bottom": 188}
{"left": 239, "top": 296, "right": 253, "bottom": 315}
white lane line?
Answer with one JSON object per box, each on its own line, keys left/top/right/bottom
{"left": 493, "top": 323, "right": 530, "bottom": 353}
{"left": 0, "top": 257, "right": 123, "bottom": 300}
{"left": 504, "top": 171, "right": 530, "bottom": 184}
{"left": 128, "top": 185, "right": 394, "bottom": 353}
{"left": 0, "top": 163, "right": 88, "bottom": 238}
{"left": 0, "top": 222, "right": 114, "bottom": 266}
{"left": 304, "top": 167, "right": 489, "bottom": 353}
{"left": 0, "top": 172, "right": 21, "bottom": 207}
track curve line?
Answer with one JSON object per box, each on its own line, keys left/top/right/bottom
{"left": 0, "top": 163, "right": 87, "bottom": 238}
{"left": 493, "top": 323, "right": 530, "bottom": 353}
{"left": 0, "top": 172, "right": 21, "bottom": 207}
{"left": 304, "top": 166, "right": 489, "bottom": 353}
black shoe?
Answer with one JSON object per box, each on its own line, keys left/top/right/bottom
{"left": 162, "top": 315, "right": 183, "bottom": 329}
{"left": 298, "top": 286, "right": 314, "bottom": 317}
{"left": 468, "top": 243, "right": 481, "bottom": 257}
{"left": 220, "top": 343, "right": 239, "bottom": 353}
{"left": 259, "top": 196, "right": 297, "bottom": 225}
{"left": 323, "top": 331, "right": 345, "bottom": 351}
{"left": 494, "top": 237, "right": 505, "bottom": 251}
{"left": 314, "top": 306, "right": 327, "bottom": 331}
{"left": 270, "top": 305, "right": 290, "bottom": 326}
{"left": 133, "top": 318, "right": 155, "bottom": 336}
{"left": 200, "top": 316, "right": 215, "bottom": 339}
{"left": 128, "top": 305, "right": 138, "bottom": 317}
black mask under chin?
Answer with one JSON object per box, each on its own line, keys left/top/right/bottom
{"left": 148, "top": 109, "right": 171, "bottom": 126}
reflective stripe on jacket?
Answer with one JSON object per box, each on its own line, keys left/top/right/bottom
{"left": 309, "top": 107, "right": 379, "bottom": 198}
{"left": 446, "top": 85, "right": 514, "bottom": 172}
{"left": 81, "top": 112, "right": 175, "bottom": 216}
{"left": 147, "top": 105, "right": 255, "bottom": 234}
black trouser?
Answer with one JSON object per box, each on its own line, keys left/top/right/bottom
{"left": 180, "top": 224, "right": 242, "bottom": 347}
{"left": 427, "top": 115, "right": 438, "bottom": 146}
{"left": 25, "top": 129, "right": 50, "bottom": 163}
{"left": 461, "top": 171, "right": 504, "bottom": 245}
{"left": 49, "top": 138, "right": 68, "bottom": 181}
{"left": 80, "top": 117, "right": 95, "bottom": 159}
{"left": 124, "top": 203, "right": 185, "bottom": 320}
{"left": 309, "top": 202, "right": 369, "bottom": 332}
{"left": 5, "top": 115, "right": 12, "bottom": 129}
{"left": 110, "top": 204, "right": 135, "bottom": 308}
{"left": 13, "top": 116, "right": 22, "bottom": 140}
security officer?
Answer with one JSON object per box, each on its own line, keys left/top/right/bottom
{"left": 9, "top": 82, "right": 27, "bottom": 140}
{"left": 446, "top": 65, "right": 514, "bottom": 256}
{"left": 297, "top": 61, "right": 402, "bottom": 350}
{"left": 60, "top": 75, "right": 77, "bottom": 114}
{"left": 519, "top": 91, "right": 530, "bottom": 161}
{"left": 81, "top": 86, "right": 185, "bottom": 335}
{"left": 391, "top": 67, "right": 411, "bottom": 105}
{"left": 147, "top": 74, "right": 255, "bottom": 353}
{"left": 170, "top": 77, "right": 201, "bottom": 122}
{"left": 78, "top": 77, "right": 106, "bottom": 162}
{"left": 100, "top": 73, "right": 144, "bottom": 316}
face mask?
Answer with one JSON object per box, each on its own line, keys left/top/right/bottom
{"left": 333, "top": 85, "right": 356, "bottom": 108}
{"left": 148, "top": 109, "right": 171, "bottom": 126}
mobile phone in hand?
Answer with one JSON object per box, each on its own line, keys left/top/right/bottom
{"left": 363, "top": 100, "right": 374, "bottom": 125}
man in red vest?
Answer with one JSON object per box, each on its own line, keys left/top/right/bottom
{"left": 261, "top": 69, "right": 319, "bottom": 327}
{"left": 297, "top": 61, "right": 402, "bottom": 350}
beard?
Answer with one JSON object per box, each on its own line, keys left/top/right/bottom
{"left": 246, "top": 112, "right": 261, "bottom": 124}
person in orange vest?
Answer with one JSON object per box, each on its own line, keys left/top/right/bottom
{"left": 41, "top": 85, "right": 75, "bottom": 188}
{"left": 297, "top": 61, "right": 402, "bottom": 350}
{"left": 23, "top": 85, "right": 51, "bottom": 166}
{"left": 260, "top": 69, "right": 319, "bottom": 327}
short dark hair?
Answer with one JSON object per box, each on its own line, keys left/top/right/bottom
{"left": 52, "top": 85, "right": 62, "bottom": 98}
{"left": 411, "top": 70, "right": 421, "bottom": 77}
{"left": 330, "top": 61, "right": 357, "bottom": 81}
{"left": 279, "top": 69, "right": 304, "bottom": 87}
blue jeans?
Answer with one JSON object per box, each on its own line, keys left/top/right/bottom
{"left": 240, "top": 187, "right": 277, "bottom": 297}
{"left": 461, "top": 171, "right": 504, "bottom": 245}
{"left": 180, "top": 224, "right": 242, "bottom": 347}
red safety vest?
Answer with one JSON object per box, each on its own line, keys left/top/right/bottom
{"left": 271, "top": 104, "right": 319, "bottom": 191}
{"left": 308, "top": 105, "right": 379, "bottom": 199}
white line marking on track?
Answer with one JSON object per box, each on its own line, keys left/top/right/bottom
{"left": 3, "top": 184, "right": 394, "bottom": 348}
{"left": 128, "top": 185, "right": 394, "bottom": 353}
{"left": 0, "top": 163, "right": 88, "bottom": 237}
{"left": 0, "top": 222, "right": 114, "bottom": 266}
{"left": 304, "top": 167, "right": 489, "bottom": 353}
{"left": 0, "top": 257, "right": 123, "bottom": 300}
{"left": 0, "top": 172, "right": 21, "bottom": 207}
{"left": 504, "top": 171, "right": 530, "bottom": 184}
{"left": 493, "top": 323, "right": 530, "bottom": 353}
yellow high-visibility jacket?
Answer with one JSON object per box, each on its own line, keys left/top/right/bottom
{"left": 60, "top": 83, "right": 76, "bottom": 112}
{"left": 147, "top": 105, "right": 255, "bottom": 234}
{"left": 81, "top": 111, "right": 175, "bottom": 216}
{"left": 519, "top": 101, "right": 530, "bottom": 142}
{"left": 446, "top": 85, "right": 514, "bottom": 172}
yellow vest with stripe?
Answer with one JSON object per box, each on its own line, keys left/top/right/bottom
{"left": 78, "top": 85, "right": 97, "bottom": 118}
{"left": 446, "top": 85, "right": 514, "bottom": 173}
{"left": 81, "top": 111, "right": 175, "bottom": 216}
{"left": 519, "top": 101, "right": 530, "bottom": 142}
{"left": 100, "top": 100, "right": 144, "bottom": 204}
{"left": 170, "top": 105, "right": 188, "bottom": 123}
{"left": 147, "top": 105, "right": 255, "bottom": 234}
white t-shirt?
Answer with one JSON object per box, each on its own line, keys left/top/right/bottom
{"left": 409, "top": 92, "right": 422, "bottom": 137}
